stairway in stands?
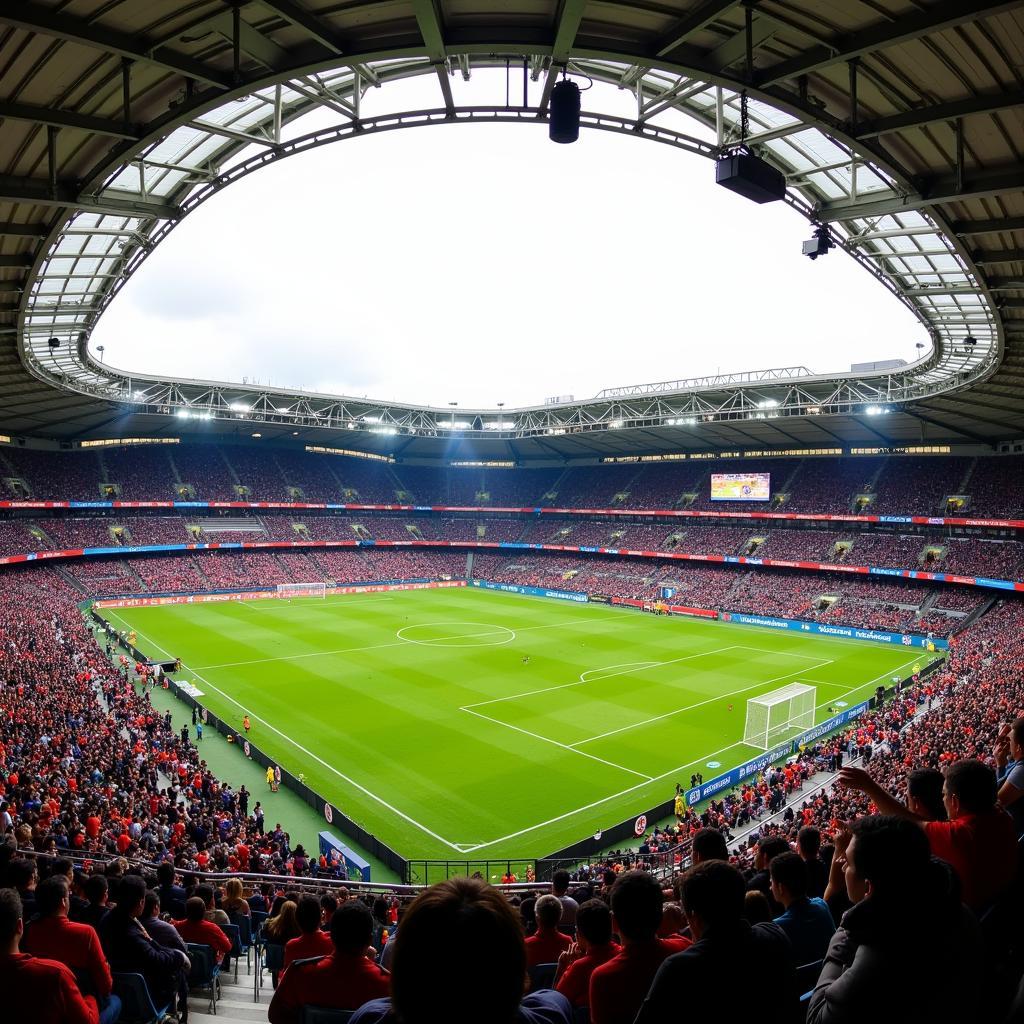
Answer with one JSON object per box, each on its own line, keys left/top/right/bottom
{"left": 188, "top": 966, "right": 272, "bottom": 1022}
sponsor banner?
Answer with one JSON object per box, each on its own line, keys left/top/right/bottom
{"left": 0, "top": 497, "right": 1023, "bottom": 529}
{"left": 790, "top": 701, "right": 871, "bottom": 752}
{"left": 719, "top": 611, "right": 949, "bottom": 650}
{"left": 470, "top": 579, "right": 588, "bottom": 603}
{"left": 94, "top": 579, "right": 466, "bottom": 609}
{"left": 611, "top": 596, "right": 718, "bottom": 619}
{"left": 685, "top": 740, "right": 793, "bottom": 806}
{"left": 2, "top": 538, "right": 1022, "bottom": 598}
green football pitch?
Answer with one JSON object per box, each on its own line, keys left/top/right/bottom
{"left": 102, "top": 587, "right": 936, "bottom": 867}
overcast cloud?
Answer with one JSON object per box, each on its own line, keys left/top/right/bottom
{"left": 90, "top": 71, "right": 925, "bottom": 409}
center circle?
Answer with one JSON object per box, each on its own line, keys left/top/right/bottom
{"left": 396, "top": 621, "right": 517, "bottom": 648}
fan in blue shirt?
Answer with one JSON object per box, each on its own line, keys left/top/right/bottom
{"left": 770, "top": 851, "right": 836, "bottom": 966}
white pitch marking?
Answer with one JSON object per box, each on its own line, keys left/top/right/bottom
{"left": 396, "top": 621, "right": 517, "bottom": 648}
{"left": 457, "top": 736, "right": 752, "bottom": 854}
{"left": 103, "top": 611, "right": 468, "bottom": 852}
{"left": 570, "top": 657, "right": 836, "bottom": 747}
{"left": 460, "top": 706, "right": 654, "bottom": 782}
{"left": 462, "top": 647, "right": 748, "bottom": 709}
{"left": 189, "top": 612, "right": 626, "bottom": 671}
{"left": 459, "top": 652, "right": 929, "bottom": 853}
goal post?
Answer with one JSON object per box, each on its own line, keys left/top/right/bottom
{"left": 276, "top": 582, "right": 326, "bottom": 599}
{"left": 743, "top": 683, "right": 816, "bottom": 750}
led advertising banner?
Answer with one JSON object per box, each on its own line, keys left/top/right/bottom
{"left": 711, "top": 472, "right": 771, "bottom": 501}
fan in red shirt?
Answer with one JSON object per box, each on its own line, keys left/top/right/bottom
{"left": 23, "top": 876, "right": 114, "bottom": 1009}
{"left": 524, "top": 894, "right": 572, "bottom": 968}
{"left": 173, "top": 897, "right": 233, "bottom": 965}
{"left": 840, "top": 759, "right": 1017, "bottom": 911}
{"left": 554, "top": 899, "right": 620, "bottom": 1008}
{"left": 284, "top": 896, "right": 334, "bottom": 968}
{"left": 0, "top": 888, "right": 99, "bottom": 1024}
{"left": 589, "top": 872, "right": 690, "bottom": 1024}
{"left": 269, "top": 901, "right": 389, "bottom": 1024}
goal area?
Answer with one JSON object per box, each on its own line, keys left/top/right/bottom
{"left": 743, "top": 683, "right": 816, "bottom": 750}
{"left": 277, "top": 582, "right": 326, "bottom": 599}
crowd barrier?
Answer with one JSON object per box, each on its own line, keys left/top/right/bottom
{"left": 90, "top": 607, "right": 411, "bottom": 880}
{"left": 468, "top": 578, "right": 588, "bottom": 602}
{"left": 718, "top": 611, "right": 949, "bottom": 650}
{"left": 86, "top": 574, "right": 950, "bottom": 882}
{"left": 94, "top": 578, "right": 465, "bottom": 609}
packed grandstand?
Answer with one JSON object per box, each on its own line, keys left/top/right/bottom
{"left": 2, "top": 442, "right": 1024, "bottom": 1022}
{"left": 4, "top": 0, "right": 1024, "bottom": 1022}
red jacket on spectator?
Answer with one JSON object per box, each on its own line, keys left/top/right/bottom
{"left": 925, "top": 809, "right": 1017, "bottom": 910}
{"left": 23, "top": 914, "right": 112, "bottom": 998}
{"left": 525, "top": 928, "right": 573, "bottom": 967}
{"left": 556, "top": 941, "right": 620, "bottom": 1007}
{"left": 0, "top": 952, "right": 99, "bottom": 1024}
{"left": 589, "top": 937, "right": 690, "bottom": 1024}
{"left": 284, "top": 929, "right": 333, "bottom": 967}
{"left": 173, "top": 917, "right": 233, "bottom": 963}
{"left": 268, "top": 952, "right": 390, "bottom": 1024}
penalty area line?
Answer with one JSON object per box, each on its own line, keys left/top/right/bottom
{"left": 460, "top": 706, "right": 654, "bottom": 782}
{"left": 105, "top": 613, "right": 468, "bottom": 853}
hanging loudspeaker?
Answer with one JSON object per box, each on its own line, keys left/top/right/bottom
{"left": 549, "top": 79, "right": 581, "bottom": 144}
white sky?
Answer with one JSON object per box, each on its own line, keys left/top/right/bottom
{"left": 91, "top": 71, "right": 926, "bottom": 409}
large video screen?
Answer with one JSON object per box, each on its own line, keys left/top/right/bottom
{"left": 710, "top": 472, "right": 771, "bottom": 502}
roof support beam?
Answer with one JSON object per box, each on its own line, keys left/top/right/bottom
{"left": 189, "top": 120, "right": 277, "bottom": 147}
{"left": 0, "top": 3, "right": 233, "bottom": 89}
{"left": 0, "top": 222, "right": 49, "bottom": 238}
{"left": 257, "top": 0, "right": 346, "bottom": 54}
{"left": 0, "top": 176, "right": 179, "bottom": 219}
{"left": 855, "top": 88, "right": 1024, "bottom": 138}
{"left": 905, "top": 408, "right": 992, "bottom": 442}
{"left": 0, "top": 254, "right": 33, "bottom": 268}
{"left": 987, "top": 277, "right": 1024, "bottom": 291}
{"left": 538, "top": 0, "right": 588, "bottom": 112}
{"left": 412, "top": 0, "right": 455, "bottom": 112}
{"left": 817, "top": 165, "right": 1024, "bottom": 222}
{"left": 655, "top": 0, "right": 742, "bottom": 58}
{"left": 954, "top": 216, "right": 1024, "bottom": 235}
{"left": 757, "top": 0, "right": 1021, "bottom": 87}
{"left": 0, "top": 100, "right": 141, "bottom": 140}
{"left": 207, "top": 11, "right": 293, "bottom": 72}
{"left": 973, "top": 248, "right": 1024, "bottom": 265}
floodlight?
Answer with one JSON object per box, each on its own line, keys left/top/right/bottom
{"left": 549, "top": 79, "right": 581, "bottom": 144}
{"left": 802, "top": 226, "right": 833, "bottom": 260}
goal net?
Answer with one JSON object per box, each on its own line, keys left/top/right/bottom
{"left": 276, "top": 582, "right": 326, "bottom": 599}
{"left": 743, "top": 683, "right": 816, "bottom": 750}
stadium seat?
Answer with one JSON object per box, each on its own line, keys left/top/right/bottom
{"left": 228, "top": 911, "right": 254, "bottom": 974}
{"left": 260, "top": 941, "right": 286, "bottom": 1000}
{"left": 187, "top": 942, "right": 220, "bottom": 1014}
{"left": 302, "top": 1008, "right": 354, "bottom": 1024}
{"left": 528, "top": 962, "right": 558, "bottom": 992}
{"left": 796, "top": 958, "right": 824, "bottom": 995}
{"left": 219, "top": 921, "right": 244, "bottom": 982}
{"left": 112, "top": 972, "right": 173, "bottom": 1024}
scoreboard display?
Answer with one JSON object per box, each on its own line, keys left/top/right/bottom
{"left": 710, "top": 472, "right": 771, "bottom": 501}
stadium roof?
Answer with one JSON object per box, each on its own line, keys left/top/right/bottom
{"left": 0, "top": 0, "right": 1022, "bottom": 461}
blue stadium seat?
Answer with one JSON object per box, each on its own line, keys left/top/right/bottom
{"left": 113, "top": 972, "right": 173, "bottom": 1024}
{"left": 187, "top": 943, "right": 221, "bottom": 1014}
{"left": 528, "top": 962, "right": 558, "bottom": 992}
{"left": 220, "top": 921, "right": 244, "bottom": 982}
